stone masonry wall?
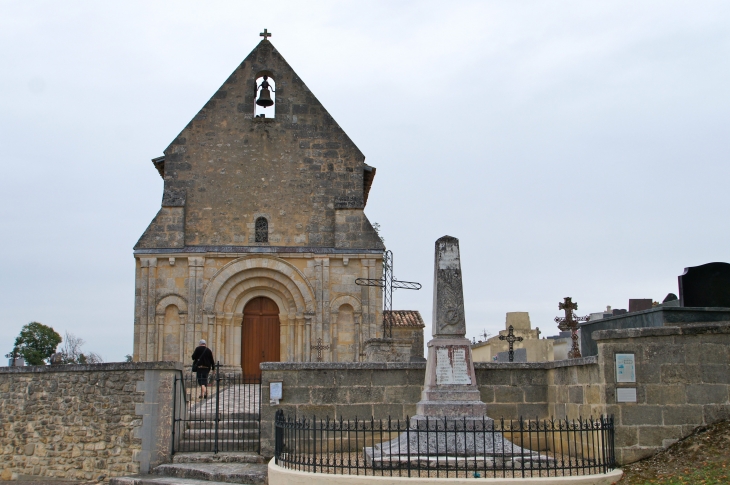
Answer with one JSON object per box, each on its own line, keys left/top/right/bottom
{"left": 594, "top": 323, "right": 730, "bottom": 464}
{"left": 259, "top": 361, "right": 560, "bottom": 457}
{"left": 0, "top": 362, "right": 182, "bottom": 481}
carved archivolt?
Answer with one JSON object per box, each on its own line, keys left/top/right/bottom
{"left": 202, "top": 256, "right": 315, "bottom": 315}
{"left": 155, "top": 294, "right": 188, "bottom": 315}
{"left": 330, "top": 294, "right": 362, "bottom": 314}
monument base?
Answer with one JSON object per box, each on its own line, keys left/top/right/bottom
{"left": 364, "top": 416, "right": 547, "bottom": 468}
{"left": 415, "top": 337, "right": 486, "bottom": 417}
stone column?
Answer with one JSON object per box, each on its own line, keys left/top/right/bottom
{"left": 304, "top": 314, "right": 313, "bottom": 361}
{"left": 295, "top": 315, "right": 304, "bottom": 362}
{"left": 233, "top": 314, "right": 243, "bottom": 368}
{"left": 354, "top": 312, "right": 362, "bottom": 362}
{"left": 288, "top": 313, "right": 296, "bottom": 361}
{"left": 138, "top": 262, "right": 149, "bottom": 361}
{"left": 186, "top": 258, "right": 205, "bottom": 361}
{"left": 278, "top": 313, "right": 288, "bottom": 361}
{"left": 156, "top": 314, "right": 164, "bottom": 361}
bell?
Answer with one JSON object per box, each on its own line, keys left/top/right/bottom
{"left": 256, "top": 77, "right": 274, "bottom": 107}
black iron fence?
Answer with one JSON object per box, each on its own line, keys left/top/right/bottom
{"left": 274, "top": 412, "right": 616, "bottom": 478}
{"left": 172, "top": 366, "right": 261, "bottom": 454}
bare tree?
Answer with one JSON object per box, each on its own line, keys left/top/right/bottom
{"left": 60, "top": 332, "right": 103, "bottom": 364}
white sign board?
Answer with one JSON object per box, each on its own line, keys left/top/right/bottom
{"left": 435, "top": 347, "right": 472, "bottom": 385}
{"left": 270, "top": 381, "right": 283, "bottom": 405}
{"left": 616, "top": 387, "right": 637, "bottom": 403}
{"left": 615, "top": 353, "right": 636, "bottom": 383}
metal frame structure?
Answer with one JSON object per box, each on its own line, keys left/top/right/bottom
{"left": 355, "top": 250, "right": 421, "bottom": 338}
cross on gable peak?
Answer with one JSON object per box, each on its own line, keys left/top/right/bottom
{"left": 260, "top": 29, "right": 272, "bottom": 40}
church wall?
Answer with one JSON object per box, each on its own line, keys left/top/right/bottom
{"left": 139, "top": 41, "right": 383, "bottom": 250}
{"left": 132, "top": 252, "right": 383, "bottom": 367}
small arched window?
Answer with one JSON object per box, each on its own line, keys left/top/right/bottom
{"left": 255, "top": 217, "right": 269, "bottom": 243}
{"left": 254, "top": 75, "right": 276, "bottom": 119}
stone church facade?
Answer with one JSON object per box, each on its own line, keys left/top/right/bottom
{"left": 132, "top": 37, "right": 386, "bottom": 374}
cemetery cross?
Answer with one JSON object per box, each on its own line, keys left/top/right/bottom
{"left": 312, "top": 338, "right": 330, "bottom": 362}
{"left": 554, "top": 296, "right": 589, "bottom": 358}
{"left": 498, "top": 325, "right": 524, "bottom": 362}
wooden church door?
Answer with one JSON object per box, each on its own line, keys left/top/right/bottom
{"left": 241, "top": 297, "right": 280, "bottom": 378}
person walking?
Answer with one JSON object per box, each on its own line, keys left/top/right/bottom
{"left": 191, "top": 340, "right": 215, "bottom": 399}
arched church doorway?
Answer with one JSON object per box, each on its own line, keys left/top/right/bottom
{"left": 242, "top": 296, "right": 280, "bottom": 377}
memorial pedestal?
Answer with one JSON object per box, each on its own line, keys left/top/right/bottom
{"left": 415, "top": 337, "right": 486, "bottom": 418}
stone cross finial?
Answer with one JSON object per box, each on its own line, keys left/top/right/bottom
{"left": 260, "top": 29, "right": 272, "bottom": 40}
{"left": 432, "top": 236, "right": 466, "bottom": 337}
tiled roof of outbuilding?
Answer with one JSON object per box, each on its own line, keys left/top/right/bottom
{"left": 384, "top": 310, "right": 425, "bottom": 328}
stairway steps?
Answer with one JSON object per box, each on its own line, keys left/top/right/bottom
{"left": 185, "top": 420, "right": 259, "bottom": 430}
{"left": 151, "top": 462, "right": 267, "bottom": 485}
{"left": 111, "top": 475, "right": 263, "bottom": 485}
{"left": 184, "top": 429, "right": 258, "bottom": 438}
{"left": 172, "top": 452, "right": 266, "bottom": 464}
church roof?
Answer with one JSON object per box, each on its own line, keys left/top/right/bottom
{"left": 385, "top": 310, "right": 425, "bottom": 328}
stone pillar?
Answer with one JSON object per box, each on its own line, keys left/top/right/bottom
{"left": 139, "top": 258, "right": 157, "bottom": 362}
{"left": 288, "top": 313, "right": 296, "bottom": 361}
{"left": 354, "top": 312, "right": 362, "bottom": 362}
{"left": 186, "top": 257, "right": 205, "bottom": 362}
{"left": 233, "top": 314, "right": 243, "bottom": 368}
{"left": 304, "top": 314, "right": 313, "bottom": 361}
{"left": 156, "top": 314, "right": 164, "bottom": 361}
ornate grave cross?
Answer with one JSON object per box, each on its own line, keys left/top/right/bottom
{"left": 260, "top": 29, "right": 272, "bottom": 40}
{"left": 498, "top": 325, "right": 523, "bottom": 362}
{"left": 554, "top": 297, "right": 589, "bottom": 358}
{"left": 356, "top": 250, "right": 422, "bottom": 338}
{"left": 312, "top": 338, "right": 330, "bottom": 362}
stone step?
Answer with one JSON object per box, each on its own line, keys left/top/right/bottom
{"left": 186, "top": 420, "right": 259, "bottom": 430}
{"left": 110, "top": 476, "right": 250, "bottom": 485}
{"left": 183, "top": 429, "right": 258, "bottom": 440}
{"left": 175, "top": 440, "right": 259, "bottom": 453}
{"left": 151, "top": 462, "right": 268, "bottom": 485}
{"left": 173, "top": 452, "right": 266, "bottom": 464}
{"left": 182, "top": 413, "right": 259, "bottom": 421}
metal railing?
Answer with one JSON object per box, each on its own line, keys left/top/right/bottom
{"left": 274, "top": 412, "right": 615, "bottom": 478}
{"left": 172, "top": 365, "right": 261, "bottom": 454}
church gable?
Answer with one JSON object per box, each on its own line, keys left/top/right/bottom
{"left": 137, "top": 39, "right": 382, "bottom": 250}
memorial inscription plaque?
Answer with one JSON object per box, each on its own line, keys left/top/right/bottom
{"left": 435, "top": 346, "right": 472, "bottom": 385}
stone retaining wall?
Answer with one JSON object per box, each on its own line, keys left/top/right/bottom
{"left": 258, "top": 359, "right": 596, "bottom": 456}
{"left": 0, "top": 362, "right": 183, "bottom": 481}
{"left": 594, "top": 323, "right": 730, "bottom": 464}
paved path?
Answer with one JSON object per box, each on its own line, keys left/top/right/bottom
{"left": 187, "top": 383, "right": 261, "bottom": 416}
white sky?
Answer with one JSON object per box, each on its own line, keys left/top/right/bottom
{"left": 1, "top": 1, "right": 729, "bottom": 362}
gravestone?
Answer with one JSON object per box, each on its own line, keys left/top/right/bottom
{"left": 495, "top": 348, "right": 527, "bottom": 363}
{"left": 629, "top": 299, "right": 653, "bottom": 313}
{"left": 679, "top": 262, "right": 730, "bottom": 308}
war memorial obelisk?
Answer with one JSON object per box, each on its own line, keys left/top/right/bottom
{"left": 415, "top": 236, "right": 487, "bottom": 419}
{"left": 365, "top": 236, "right": 540, "bottom": 466}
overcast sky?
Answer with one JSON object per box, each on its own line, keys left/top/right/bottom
{"left": 1, "top": 1, "right": 729, "bottom": 362}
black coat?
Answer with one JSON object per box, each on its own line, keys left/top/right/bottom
{"left": 191, "top": 346, "right": 215, "bottom": 368}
